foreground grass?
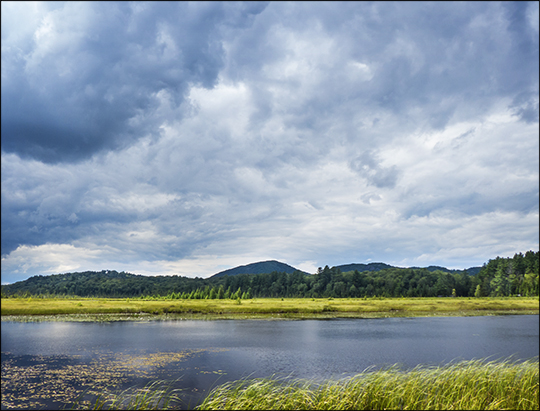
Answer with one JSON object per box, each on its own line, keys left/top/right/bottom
{"left": 71, "top": 379, "right": 184, "bottom": 410}
{"left": 197, "top": 358, "right": 539, "bottom": 410}
{"left": 78, "top": 359, "right": 539, "bottom": 410}
{"left": 1, "top": 296, "right": 538, "bottom": 321}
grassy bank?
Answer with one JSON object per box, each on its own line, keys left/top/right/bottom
{"left": 197, "top": 359, "right": 539, "bottom": 410}
{"left": 1, "top": 296, "right": 538, "bottom": 321}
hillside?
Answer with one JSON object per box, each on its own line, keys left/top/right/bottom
{"left": 209, "top": 260, "right": 308, "bottom": 278}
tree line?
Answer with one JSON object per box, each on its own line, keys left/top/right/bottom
{"left": 2, "top": 251, "right": 538, "bottom": 299}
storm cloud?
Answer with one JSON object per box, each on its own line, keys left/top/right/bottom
{"left": 2, "top": 1, "right": 538, "bottom": 284}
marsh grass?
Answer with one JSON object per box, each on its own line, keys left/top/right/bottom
{"left": 2, "top": 297, "right": 538, "bottom": 321}
{"left": 69, "top": 379, "right": 185, "bottom": 410}
{"left": 197, "top": 358, "right": 539, "bottom": 410}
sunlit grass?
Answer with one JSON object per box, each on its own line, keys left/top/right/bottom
{"left": 197, "top": 358, "right": 539, "bottom": 410}
{"left": 1, "top": 296, "right": 538, "bottom": 320}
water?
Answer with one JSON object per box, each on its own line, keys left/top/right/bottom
{"left": 2, "top": 315, "right": 538, "bottom": 409}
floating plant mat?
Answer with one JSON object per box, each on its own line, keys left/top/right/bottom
{"left": 1, "top": 349, "right": 228, "bottom": 410}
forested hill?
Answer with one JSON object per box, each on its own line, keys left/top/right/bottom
{"left": 335, "top": 262, "right": 395, "bottom": 273}
{"left": 411, "top": 266, "right": 482, "bottom": 275}
{"left": 209, "top": 260, "right": 308, "bottom": 278}
{"left": 211, "top": 261, "right": 481, "bottom": 278}
{"left": 337, "top": 263, "right": 482, "bottom": 275}
{"left": 1, "top": 251, "right": 538, "bottom": 298}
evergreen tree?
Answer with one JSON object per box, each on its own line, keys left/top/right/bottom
{"left": 215, "top": 285, "right": 223, "bottom": 299}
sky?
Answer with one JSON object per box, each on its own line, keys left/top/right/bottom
{"left": 1, "top": 1, "right": 539, "bottom": 284}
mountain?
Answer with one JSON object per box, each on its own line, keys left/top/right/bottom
{"left": 209, "top": 260, "right": 308, "bottom": 278}
{"left": 334, "top": 262, "right": 481, "bottom": 275}
{"left": 335, "top": 262, "right": 395, "bottom": 273}
{"left": 463, "top": 266, "right": 482, "bottom": 275}
{"left": 209, "top": 260, "right": 480, "bottom": 278}
{"left": 410, "top": 265, "right": 483, "bottom": 275}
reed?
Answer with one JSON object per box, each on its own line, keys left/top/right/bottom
{"left": 196, "top": 358, "right": 539, "bottom": 410}
{"left": 70, "top": 379, "right": 184, "bottom": 410}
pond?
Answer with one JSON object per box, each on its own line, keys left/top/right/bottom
{"left": 1, "top": 315, "right": 538, "bottom": 409}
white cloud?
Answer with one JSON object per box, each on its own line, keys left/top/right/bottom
{"left": 187, "top": 80, "right": 253, "bottom": 141}
{"left": 1, "top": 244, "right": 106, "bottom": 281}
{"left": 347, "top": 61, "right": 374, "bottom": 82}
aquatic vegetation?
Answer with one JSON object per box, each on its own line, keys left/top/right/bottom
{"left": 197, "top": 358, "right": 539, "bottom": 410}
{"left": 1, "top": 349, "right": 223, "bottom": 410}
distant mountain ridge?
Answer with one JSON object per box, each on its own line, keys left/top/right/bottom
{"left": 334, "top": 262, "right": 394, "bottom": 273}
{"left": 210, "top": 260, "right": 481, "bottom": 277}
{"left": 412, "top": 265, "right": 482, "bottom": 275}
{"left": 209, "top": 260, "right": 309, "bottom": 278}
{"left": 336, "top": 263, "right": 481, "bottom": 275}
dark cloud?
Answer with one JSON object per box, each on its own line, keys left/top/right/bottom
{"left": 350, "top": 151, "right": 399, "bottom": 189}
{"left": 1, "top": 2, "right": 268, "bottom": 164}
{"left": 504, "top": 1, "right": 538, "bottom": 55}
{"left": 510, "top": 92, "right": 539, "bottom": 123}
{"left": 400, "top": 190, "right": 539, "bottom": 221}
{"left": 221, "top": 1, "right": 538, "bottom": 151}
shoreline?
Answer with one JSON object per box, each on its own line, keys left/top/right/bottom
{"left": 2, "top": 310, "right": 538, "bottom": 322}
{"left": 2, "top": 296, "right": 538, "bottom": 322}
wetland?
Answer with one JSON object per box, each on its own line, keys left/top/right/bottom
{"left": 1, "top": 308, "right": 538, "bottom": 410}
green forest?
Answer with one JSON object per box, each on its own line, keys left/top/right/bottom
{"left": 2, "top": 251, "right": 538, "bottom": 299}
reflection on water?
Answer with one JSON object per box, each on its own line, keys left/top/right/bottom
{"left": 1, "top": 315, "right": 539, "bottom": 410}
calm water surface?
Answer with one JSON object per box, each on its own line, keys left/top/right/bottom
{"left": 2, "top": 315, "right": 538, "bottom": 409}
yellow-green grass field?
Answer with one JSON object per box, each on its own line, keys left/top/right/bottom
{"left": 1, "top": 296, "right": 538, "bottom": 321}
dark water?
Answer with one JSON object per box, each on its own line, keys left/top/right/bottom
{"left": 2, "top": 315, "right": 538, "bottom": 409}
